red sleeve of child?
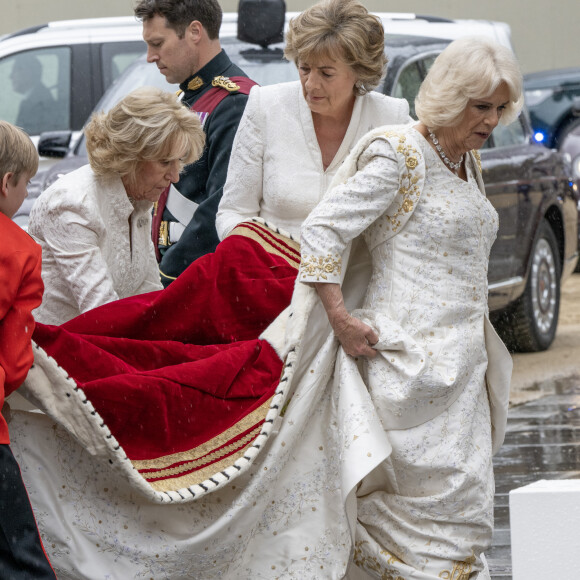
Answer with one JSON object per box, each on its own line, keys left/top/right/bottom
{"left": 0, "top": 221, "right": 44, "bottom": 396}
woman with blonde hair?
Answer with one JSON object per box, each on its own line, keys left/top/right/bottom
{"left": 297, "top": 35, "right": 522, "bottom": 579}
{"left": 29, "top": 86, "right": 205, "bottom": 324}
{"left": 216, "top": 0, "right": 409, "bottom": 237}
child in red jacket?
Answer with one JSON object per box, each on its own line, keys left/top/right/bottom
{"left": 0, "top": 121, "right": 56, "bottom": 579}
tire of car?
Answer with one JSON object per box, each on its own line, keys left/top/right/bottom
{"left": 557, "top": 116, "right": 580, "bottom": 147}
{"left": 494, "top": 219, "right": 561, "bottom": 352}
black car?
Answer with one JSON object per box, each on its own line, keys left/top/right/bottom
{"left": 28, "top": 18, "right": 579, "bottom": 353}
{"left": 523, "top": 68, "right": 580, "bottom": 273}
{"left": 524, "top": 67, "right": 580, "bottom": 149}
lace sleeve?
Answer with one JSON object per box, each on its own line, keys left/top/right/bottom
{"left": 216, "top": 87, "right": 264, "bottom": 239}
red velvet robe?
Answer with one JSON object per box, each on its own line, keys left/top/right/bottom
{"left": 31, "top": 221, "right": 299, "bottom": 488}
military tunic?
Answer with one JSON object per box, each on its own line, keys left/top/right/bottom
{"left": 158, "top": 50, "right": 252, "bottom": 286}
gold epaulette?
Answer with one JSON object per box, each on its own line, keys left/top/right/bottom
{"left": 211, "top": 75, "right": 240, "bottom": 92}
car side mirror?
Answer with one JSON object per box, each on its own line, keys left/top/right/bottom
{"left": 37, "top": 131, "right": 72, "bottom": 158}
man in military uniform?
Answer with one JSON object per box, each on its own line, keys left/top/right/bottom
{"left": 135, "top": 0, "right": 256, "bottom": 286}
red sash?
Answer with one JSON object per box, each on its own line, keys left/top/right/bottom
{"left": 152, "top": 76, "right": 258, "bottom": 258}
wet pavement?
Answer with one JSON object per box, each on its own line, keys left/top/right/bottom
{"left": 488, "top": 383, "right": 580, "bottom": 578}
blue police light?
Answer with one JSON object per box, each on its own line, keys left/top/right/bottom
{"left": 534, "top": 131, "right": 545, "bottom": 143}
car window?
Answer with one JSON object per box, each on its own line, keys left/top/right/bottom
{"left": 490, "top": 117, "right": 528, "bottom": 148}
{"left": 94, "top": 59, "right": 178, "bottom": 114}
{"left": 101, "top": 42, "right": 146, "bottom": 88}
{"left": 392, "top": 55, "right": 437, "bottom": 119}
{"left": 75, "top": 59, "right": 177, "bottom": 158}
{"left": 235, "top": 55, "right": 298, "bottom": 86}
{"left": 222, "top": 39, "right": 299, "bottom": 86}
{"left": 392, "top": 62, "right": 422, "bottom": 119}
{"left": 0, "top": 47, "right": 71, "bottom": 136}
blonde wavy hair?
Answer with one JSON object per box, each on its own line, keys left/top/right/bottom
{"left": 84, "top": 87, "right": 205, "bottom": 186}
{"left": 0, "top": 120, "right": 38, "bottom": 182}
{"left": 284, "top": 0, "right": 387, "bottom": 95}
{"left": 415, "top": 36, "right": 524, "bottom": 130}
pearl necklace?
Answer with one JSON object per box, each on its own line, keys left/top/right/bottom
{"left": 427, "top": 128, "right": 463, "bottom": 174}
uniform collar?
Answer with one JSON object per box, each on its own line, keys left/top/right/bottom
{"left": 179, "top": 50, "right": 234, "bottom": 96}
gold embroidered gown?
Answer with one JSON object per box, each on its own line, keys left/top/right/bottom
{"left": 299, "top": 126, "right": 506, "bottom": 579}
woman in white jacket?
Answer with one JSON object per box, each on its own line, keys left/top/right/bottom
{"left": 29, "top": 86, "right": 204, "bottom": 325}
{"left": 216, "top": 0, "right": 410, "bottom": 239}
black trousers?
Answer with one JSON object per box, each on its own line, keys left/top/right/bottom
{"left": 0, "top": 444, "right": 57, "bottom": 579}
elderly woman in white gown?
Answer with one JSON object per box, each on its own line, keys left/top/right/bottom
{"left": 297, "top": 36, "right": 522, "bottom": 579}
{"left": 29, "top": 86, "right": 205, "bottom": 325}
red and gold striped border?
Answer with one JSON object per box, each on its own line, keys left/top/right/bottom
{"left": 132, "top": 398, "right": 272, "bottom": 492}
{"left": 227, "top": 220, "right": 301, "bottom": 268}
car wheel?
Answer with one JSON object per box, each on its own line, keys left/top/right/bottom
{"left": 494, "top": 219, "right": 561, "bottom": 352}
{"left": 558, "top": 116, "right": 580, "bottom": 147}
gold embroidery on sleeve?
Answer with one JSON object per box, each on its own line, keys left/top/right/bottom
{"left": 300, "top": 253, "right": 342, "bottom": 281}
{"left": 380, "top": 131, "right": 423, "bottom": 233}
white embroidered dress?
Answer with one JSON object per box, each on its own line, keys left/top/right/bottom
{"left": 28, "top": 164, "right": 162, "bottom": 325}
{"left": 298, "top": 126, "right": 509, "bottom": 579}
